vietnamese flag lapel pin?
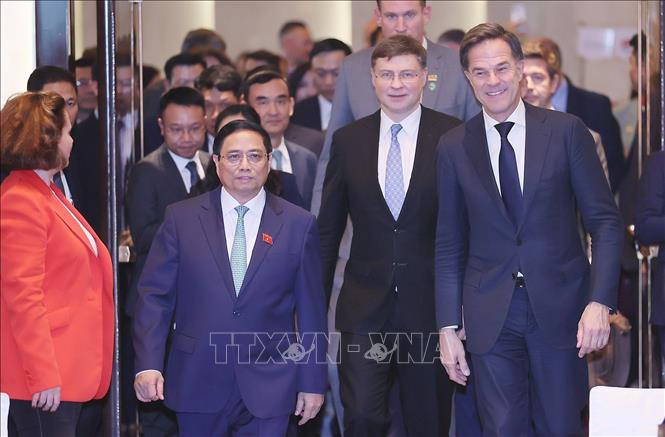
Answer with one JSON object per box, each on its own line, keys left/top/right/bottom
{"left": 262, "top": 233, "right": 273, "bottom": 245}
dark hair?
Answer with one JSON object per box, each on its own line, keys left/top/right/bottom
{"left": 629, "top": 32, "right": 647, "bottom": 61}
{"left": 1, "top": 92, "right": 68, "bottom": 171}
{"left": 242, "top": 68, "right": 289, "bottom": 101}
{"left": 194, "top": 65, "right": 242, "bottom": 97}
{"left": 74, "top": 57, "right": 98, "bottom": 81}
{"left": 376, "top": 0, "right": 426, "bottom": 8}
{"left": 214, "top": 104, "right": 261, "bottom": 133}
{"left": 245, "top": 50, "right": 282, "bottom": 73}
{"left": 27, "top": 66, "right": 77, "bottom": 93}
{"left": 287, "top": 62, "right": 311, "bottom": 98}
{"left": 164, "top": 53, "right": 206, "bottom": 82}
{"left": 142, "top": 65, "right": 161, "bottom": 88}
{"left": 460, "top": 23, "right": 523, "bottom": 71}
{"left": 522, "top": 38, "right": 561, "bottom": 78}
{"left": 371, "top": 35, "right": 427, "bottom": 69}
{"left": 438, "top": 28, "right": 465, "bottom": 45}
{"left": 181, "top": 28, "right": 226, "bottom": 53}
{"left": 158, "top": 86, "right": 205, "bottom": 117}
{"left": 188, "top": 46, "right": 233, "bottom": 68}
{"left": 279, "top": 21, "right": 307, "bottom": 39}
{"left": 213, "top": 119, "right": 272, "bottom": 155}
{"left": 309, "top": 38, "right": 352, "bottom": 62}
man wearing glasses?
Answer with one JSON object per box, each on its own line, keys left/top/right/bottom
{"left": 133, "top": 119, "right": 327, "bottom": 436}
{"left": 318, "top": 35, "right": 461, "bottom": 436}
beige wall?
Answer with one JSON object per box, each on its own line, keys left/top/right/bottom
{"left": 1, "top": 0, "right": 36, "bottom": 105}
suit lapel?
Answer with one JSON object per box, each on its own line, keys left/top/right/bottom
{"left": 422, "top": 40, "right": 443, "bottom": 108}
{"left": 518, "top": 104, "right": 552, "bottom": 232}
{"left": 363, "top": 112, "right": 396, "bottom": 221}
{"left": 49, "top": 186, "right": 97, "bottom": 255}
{"left": 158, "top": 146, "right": 189, "bottom": 199}
{"left": 463, "top": 114, "right": 511, "bottom": 223}
{"left": 238, "top": 193, "right": 284, "bottom": 298}
{"left": 398, "top": 107, "right": 434, "bottom": 221}
{"left": 198, "top": 188, "right": 236, "bottom": 301}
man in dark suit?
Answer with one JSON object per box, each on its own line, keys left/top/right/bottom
{"left": 436, "top": 24, "right": 623, "bottom": 435}
{"left": 635, "top": 150, "right": 665, "bottom": 364}
{"left": 133, "top": 120, "right": 327, "bottom": 436}
{"left": 318, "top": 35, "right": 460, "bottom": 437}
{"left": 244, "top": 69, "right": 317, "bottom": 209}
{"left": 291, "top": 38, "right": 352, "bottom": 132}
{"left": 125, "top": 87, "right": 209, "bottom": 437}
{"left": 546, "top": 37, "right": 624, "bottom": 192}
{"left": 312, "top": 0, "right": 479, "bottom": 214}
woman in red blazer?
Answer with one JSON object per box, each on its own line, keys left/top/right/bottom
{"left": 1, "top": 92, "right": 114, "bottom": 435}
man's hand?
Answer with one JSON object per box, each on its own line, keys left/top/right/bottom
{"left": 32, "top": 387, "right": 61, "bottom": 412}
{"left": 134, "top": 370, "right": 164, "bottom": 402}
{"left": 295, "top": 392, "right": 324, "bottom": 425}
{"left": 577, "top": 301, "right": 611, "bottom": 358}
{"left": 439, "top": 328, "right": 470, "bottom": 386}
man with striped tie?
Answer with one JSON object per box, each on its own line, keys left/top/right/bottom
{"left": 133, "top": 119, "right": 327, "bottom": 436}
{"left": 317, "top": 35, "right": 461, "bottom": 436}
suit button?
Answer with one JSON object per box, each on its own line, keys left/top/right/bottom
{"left": 394, "top": 228, "right": 398, "bottom": 233}
{"left": 232, "top": 310, "right": 240, "bottom": 317}
{"left": 516, "top": 239, "right": 522, "bottom": 246}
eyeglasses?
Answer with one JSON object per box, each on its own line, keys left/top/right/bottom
{"left": 374, "top": 70, "right": 420, "bottom": 83}
{"left": 219, "top": 151, "right": 268, "bottom": 165}
{"left": 165, "top": 124, "right": 206, "bottom": 138}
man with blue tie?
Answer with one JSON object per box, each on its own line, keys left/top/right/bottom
{"left": 318, "top": 35, "right": 461, "bottom": 436}
{"left": 133, "top": 120, "right": 327, "bottom": 436}
{"left": 436, "top": 23, "right": 623, "bottom": 435}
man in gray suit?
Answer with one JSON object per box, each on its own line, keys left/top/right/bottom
{"left": 311, "top": 0, "right": 479, "bottom": 214}
{"left": 244, "top": 69, "right": 317, "bottom": 209}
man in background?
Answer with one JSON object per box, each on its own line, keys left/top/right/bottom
{"left": 280, "top": 20, "right": 314, "bottom": 75}
{"left": 291, "top": 38, "right": 352, "bottom": 132}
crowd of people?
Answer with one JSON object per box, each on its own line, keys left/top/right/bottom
{"left": 1, "top": 1, "right": 663, "bottom": 436}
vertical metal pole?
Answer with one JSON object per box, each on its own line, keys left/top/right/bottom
{"left": 96, "top": 1, "right": 120, "bottom": 436}
{"left": 637, "top": 0, "right": 644, "bottom": 389}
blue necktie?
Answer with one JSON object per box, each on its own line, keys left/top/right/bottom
{"left": 53, "top": 171, "right": 65, "bottom": 193}
{"left": 385, "top": 124, "right": 405, "bottom": 220}
{"left": 272, "top": 149, "right": 283, "bottom": 171}
{"left": 185, "top": 161, "right": 199, "bottom": 192}
{"left": 230, "top": 205, "right": 249, "bottom": 295}
{"left": 495, "top": 122, "right": 522, "bottom": 228}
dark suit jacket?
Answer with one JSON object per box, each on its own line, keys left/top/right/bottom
{"left": 124, "top": 146, "right": 209, "bottom": 317}
{"left": 566, "top": 78, "right": 624, "bottom": 193}
{"left": 318, "top": 107, "right": 461, "bottom": 334}
{"left": 292, "top": 95, "right": 322, "bottom": 132}
{"left": 435, "top": 103, "right": 623, "bottom": 354}
{"left": 133, "top": 190, "right": 327, "bottom": 416}
{"left": 284, "top": 123, "right": 324, "bottom": 157}
{"left": 635, "top": 151, "right": 665, "bottom": 325}
{"left": 285, "top": 140, "right": 317, "bottom": 210}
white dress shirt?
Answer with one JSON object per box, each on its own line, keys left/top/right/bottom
{"left": 166, "top": 149, "right": 206, "bottom": 193}
{"left": 206, "top": 132, "right": 215, "bottom": 155}
{"left": 377, "top": 106, "right": 422, "bottom": 196}
{"left": 318, "top": 94, "right": 332, "bottom": 131}
{"left": 482, "top": 99, "right": 527, "bottom": 194}
{"left": 270, "top": 137, "right": 293, "bottom": 174}
{"left": 221, "top": 187, "right": 266, "bottom": 267}
{"left": 34, "top": 170, "right": 98, "bottom": 256}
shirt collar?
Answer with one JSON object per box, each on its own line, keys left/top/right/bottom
{"left": 166, "top": 149, "right": 201, "bottom": 172}
{"left": 380, "top": 105, "right": 422, "bottom": 138}
{"left": 482, "top": 99, "right": 526, "bottom": 134}
{"left": 551, "top": 76, "right": 568, "bottom": 112}
{"left": 318, "top": 93, "right": 332, "bottom": 109}
{"left": 273, "top": 137, "right": 287, "bottom": 153}
{"left": 220, "top": 186, "right": 266, "bottom": 216}
{"left": 422, "top": 37, "right": 428, "bottom": 50}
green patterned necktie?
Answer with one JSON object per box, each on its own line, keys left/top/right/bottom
{"left": 230, "top": 205, "right": 249, "bottom": 295}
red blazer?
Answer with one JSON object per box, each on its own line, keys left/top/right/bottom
{"left": 1, "top": 170, "right": 114, "bottom": 401}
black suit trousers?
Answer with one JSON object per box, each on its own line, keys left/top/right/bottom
{"left": 338, "top": 293, "right": 452, "bottom": 437}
